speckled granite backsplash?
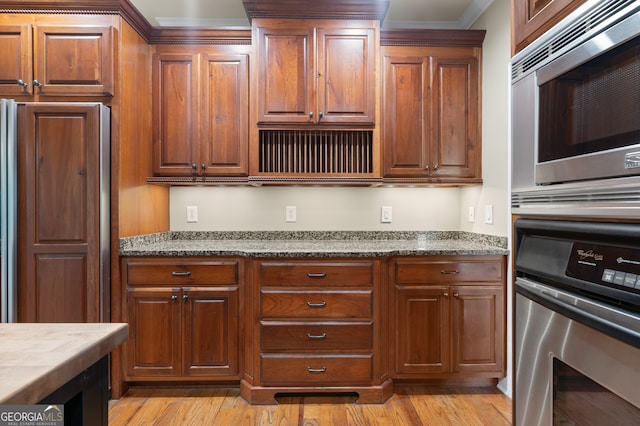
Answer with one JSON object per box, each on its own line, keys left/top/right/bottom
{"left": 120, "top": 231, "right": 508, "bottom": 258}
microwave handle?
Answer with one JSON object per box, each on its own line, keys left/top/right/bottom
{"left": 536, "top": 10, "right": 640, "bottom": 85}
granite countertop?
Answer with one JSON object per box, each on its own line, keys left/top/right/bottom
{"left": 120, "top": 231, "right": 509, "bottom": 257}
{"left": 0, "top": 323, "right": 128, "bottom": 404}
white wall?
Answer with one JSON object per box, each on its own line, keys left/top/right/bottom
{"left": 470, "top": 0, "right": 512, "bottom": 397}
{"left": 170, "top": 186, "right": 461, "bottom": 231}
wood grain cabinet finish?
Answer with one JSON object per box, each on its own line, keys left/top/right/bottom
{"left": 0, "top": 20, "right": 114, "bottom": 97}
{"left": 122, "top": 257, "right": 242, "bottom": 381}
{"left": 253, "top": 19, "right": 376, "bottom": 125}
{"left": 391, "top": 256, "right": 506, "bottom": 379}
{"left": 242, "top": 259, "right": 391, "bottom": 404}
{"left": 152, "top": 47, "right": 249, "bottom": 177}
{"left": 511, "top": 0, "right": 587, "bottom": 55}
{"left": 381, "top": 45, "right": 481, "bottom": 183}
{"left": 17, "top": 103, "right": 106, "bottom": 323}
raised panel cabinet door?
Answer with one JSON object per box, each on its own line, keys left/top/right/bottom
{"left": 0, "top": 24, "right": 33, "bottom": 96}
{"left": 512, "top": 0, "right": 587, "bottom": 54}
{"left": 201, "top": 53, "right": 249, "bottom": 176}
{"left": 17, "top": 103, "right": 103, "bottom": 323}
{"left": 126, "top": 287, "right": 182, "bottom": 378}
{"left": 152, "top": 53, "right": 200, "bottom": 176}
{"left": 382, "top": 53, "right": 430, "bottom": 177}
{"left": 182, "top": 287, "right": 239, "bottom": 377}
{"left": 33, "top": 25, "right": 114, "bottom": 96}
{"left": 394, "top": 286, "right": 450, "bottom": 375}
{"left": 451, "top": 286, "right": 505, "bottom": 375}
{"left": 255, "top": 25, "right": 314, "bottom": 124}
{"left": 316, "top": 27, "right": 375, "bottom": 124}
{"left": 430, "top": 54, "right": 480, "bottom": 179}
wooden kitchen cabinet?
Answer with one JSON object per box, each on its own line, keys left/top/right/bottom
{"left": 241, "top": 259, "right": 392, "bottom": 404}
{"left": 511, "top": 0, "right": 587, "bottom": 55}
{"left": 122, "top": 257, "right": 242, "bottom": 381}
{"left": 381, "top": 43, "right": 482, "bottom": 183}
{"left": 253, "top": 19, "right": 376, "bottom": 125}
{"left": 0, "top": 18, "right": 114, "bottom": 97}
{"left": 391, "top": 256, "right": 506, "bottom": 379}
{"left": 152, "top": 46, "right": 249, "bottom": 177}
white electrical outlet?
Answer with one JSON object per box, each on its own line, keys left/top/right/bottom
{"left": 285, "top": 206, "right": 297, "bottom": 222}
{"left": 485, "top": 205, "right": 493, "bottom": 224}
{"left": 381, "top": 206, "right": 393, "bottom": 223}
{"left": 186, "top": 206, "right": 198, "bottom": 223}
{"left": 468, "top": 206, "right": 475, "bottom": 223}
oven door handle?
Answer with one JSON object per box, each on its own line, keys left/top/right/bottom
{"left": 516, "top": 277, "right": 640, "bottom": 349}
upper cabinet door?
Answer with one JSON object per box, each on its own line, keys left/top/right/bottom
{"left": 430, "top": 54, "right": 480, "bottom": 179}
{"left": 33, "top": 25, "right": 114, "bottom": 96}
{"left": 512, "top": 0, "right": 587, "bottom": 55}
{"left": 0, "top": 24, "right": 33, "bottom": 96}
{"left": 201, "top": 53, "right": 249, "bottom": 176}
{"left": 152, "top": 53, "right": 200, "bottom": 176}
{"left": 316, "top": 27, "right": 375, "bottom": 124}
{"left": 256, "top": 26, "right": 314, "bottom": 124}
{"left": 255, "top": 20, "right": 376, "bottom": 126}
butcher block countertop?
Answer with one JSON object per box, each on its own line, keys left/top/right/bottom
{"left": 0, "top": 323, "right": 128, "bottom": 404}
{"left": 120, "top": 231, "right": 508, "bottom": 257}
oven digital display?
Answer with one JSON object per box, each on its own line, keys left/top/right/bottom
{"left": 566, "top": 243, "right": 640, "bottom": 291}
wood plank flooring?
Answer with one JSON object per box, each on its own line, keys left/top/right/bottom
{"left": 108, "top": 386, "right": 512, "bottom": 425}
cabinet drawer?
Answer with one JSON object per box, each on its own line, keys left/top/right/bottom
{"left": 259, "top": 261, "right": 374, "bottom": 287}
{"left": 261, "top": 321, "right": 373, "bottom": 350}
{"left": 126, "top": 261, "right": 239, "bottom": 285}
{"left": 394, "top": 259, "right": 504, "bottom": 284}
{"left": 261, "top": 354, "right": 373, "bottom": 384}
{"left": 261, "top": 290, "right": 372, "bottom": 318}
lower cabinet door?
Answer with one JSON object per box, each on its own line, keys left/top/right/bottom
{"left": 183, "top": 287, "right": 239, "bottom": 377}
{"left": 451, "top": 285, "right": 504, "bottom": 374}
{"left": 126, "top": 287, "right": 182, "bottom": 378}
{"left": 260, "top": 354, "right": 373, "bottom": 385}
{"left": 394, "top": 286, "right": 450, "bottom": 375}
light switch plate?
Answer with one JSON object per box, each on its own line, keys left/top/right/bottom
{"left": 186, "top": 206, "right": 198, "bottom": 223}
{"left": 381, "top": 206, "right": 392, "bottom": 223}
{"left": 286, "top": 206, "right": 297, "bottom": 222}
{"left": 484, "top": 205, "right": 493, "bottom": 224}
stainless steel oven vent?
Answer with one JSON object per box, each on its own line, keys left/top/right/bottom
{"left": 511, "top": 0, "right": 638, "bottom": 80}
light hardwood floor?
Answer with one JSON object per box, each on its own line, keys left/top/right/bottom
{"left": 108, "top": 386, "right": 512, "bottom": 425}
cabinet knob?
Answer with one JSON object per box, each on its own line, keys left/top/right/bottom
{"left": 182, "top": 294, "right": 188, "bottom": 302}
{"left": 433, "top": 164, "right": 439, "bottom": 171}
{"left": 307, "top": 301, "right": 327, "bottom": 308}
{"left": 309, "top": 112, "right": 314, "bottom": 118}
{"left": 191, "top": 164, "right": 197, "bottom": 174}
{"left": 453, "top": 293, "right": 459, "bottom": 298}
{"left": 319, "top": 111, "right": 323, "bottom": 119}
{"left": 33, "top": 80, "right": 42, "bottom": 87}
{"left": 17, "top": 79, "right": 27, "bottom": 87}
{"left": 201, "top": 164, "right": 206, "bottom": 172}
{"left": 444, "top": 292, "right": 449, "bottom": 298}
{"left": 171, "top": 295, "right": 178, "bottom": 301}
{"left": 307, "top": 366, "right": 327, "bottom": 373}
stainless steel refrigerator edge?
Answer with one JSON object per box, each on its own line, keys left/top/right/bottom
{"left": 1, "top": 99, "right": 17, "bottom": 322}
{"left": 0, "top": 100, "right": 110, "bottom": 323}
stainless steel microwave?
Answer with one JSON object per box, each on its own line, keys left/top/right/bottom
{"left": 511, "top": 0, "right": 640, "bottom": 218}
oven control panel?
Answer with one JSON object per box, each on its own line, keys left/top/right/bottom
{"left": 567, "top": 243, "right": 640, "bottom": 292}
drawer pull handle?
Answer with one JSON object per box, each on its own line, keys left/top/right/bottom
{"left": 307, "top": 301, "right": 327, "bottom": 308}
{"left": 307, "top": 366, "right": 327, "bottom": 373}
{"left": 307, "top": 332, "right": 327, "bottom": 339}
{"left": 307, "top": 273, "right": 327, "bottom": 278}
{"left": 440, "top": 270, "right": 459, "bottom": 275}
{"left": 172, "top": 271, "right": 191, "bottom": 277}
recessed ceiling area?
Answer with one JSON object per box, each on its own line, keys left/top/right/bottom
{"left": 128, "top": 0, "right": 495, "bottom": 29}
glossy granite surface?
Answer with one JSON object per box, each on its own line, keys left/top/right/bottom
{"left": 120, "top": 231, "right": 508, "bottom": 257}
{"left": 0, "top": 323, "right": 128, "bottom": 404}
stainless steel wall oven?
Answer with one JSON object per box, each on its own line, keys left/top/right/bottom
{"left": 513, "top": 219, "right": 640, "bottom": 425}
{"left": 511, "top": 0, "right": 640, "bottom": 219}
